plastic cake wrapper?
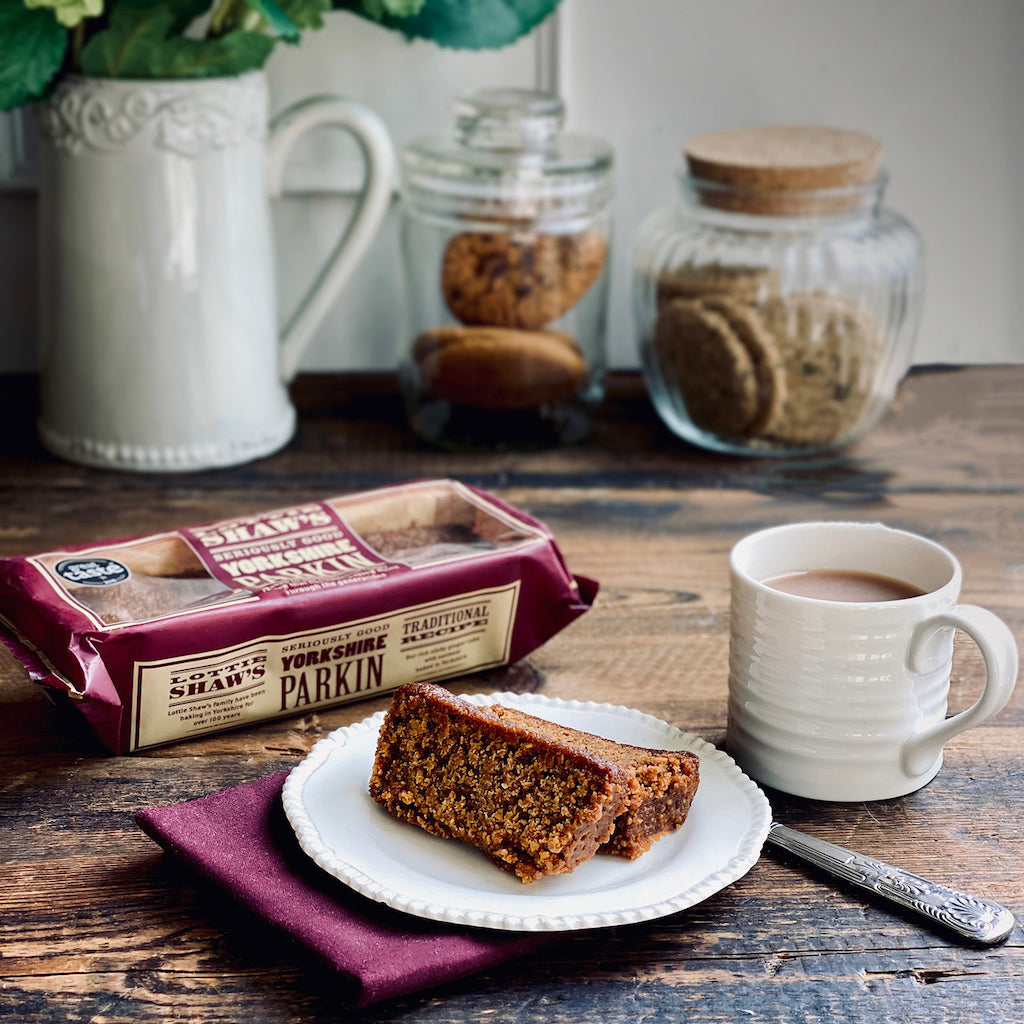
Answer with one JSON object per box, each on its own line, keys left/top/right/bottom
{"left": 0, "top": 479, "right": 597, "bottom": 753}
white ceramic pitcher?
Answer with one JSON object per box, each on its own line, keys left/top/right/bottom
{"left": 35, "top": 72, "right": 395, "bottom": 472}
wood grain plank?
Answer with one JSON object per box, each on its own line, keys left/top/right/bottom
{"left": 1, "top": 366, "right": 1023, "bottom": 1023}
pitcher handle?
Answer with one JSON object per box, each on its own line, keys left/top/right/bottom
{"left": 901, "top": 605, "right": 1019, "bottom": 777}
{"left": 266, "top": 96, "right": 396, "bottom": 382}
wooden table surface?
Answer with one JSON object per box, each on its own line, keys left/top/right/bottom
{"left": 1, "top": 366, "right": 1022, "bottom": 1023}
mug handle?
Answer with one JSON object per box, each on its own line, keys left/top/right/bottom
{"left": 902, "top": 606, "right": 1019, "bottom": 777}
{"left": 266, "top": 96, "right": 397, "bottom": 382}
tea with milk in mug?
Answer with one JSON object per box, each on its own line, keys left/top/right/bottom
{"left": 762, "top": 569, "right": 926, "bottom": 602}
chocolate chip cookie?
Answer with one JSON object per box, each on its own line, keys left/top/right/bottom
{"left": 442, "top": 230, "right": 607, "bottom": 330}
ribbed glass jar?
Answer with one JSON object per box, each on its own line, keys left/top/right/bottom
{"left": 397, "top": 88, "right": 614, "bottom": 450}
{"left": 632, "top": 127, "right": 924, "bottom": 456}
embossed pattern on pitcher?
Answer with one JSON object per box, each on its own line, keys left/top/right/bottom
{"left": 37, "top": 75, "right": 264, "bottom": 157}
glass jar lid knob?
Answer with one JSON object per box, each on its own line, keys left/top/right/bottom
{"left": 453, "top": 87, "right": 565, "bottom": 152}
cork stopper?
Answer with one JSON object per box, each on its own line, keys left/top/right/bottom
{"left": 683, "top": 126, "right": 883, "bottom": 215}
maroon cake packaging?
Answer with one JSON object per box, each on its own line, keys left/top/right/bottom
{"left": 0, "top": 479, "right": 597, "bottom": 754}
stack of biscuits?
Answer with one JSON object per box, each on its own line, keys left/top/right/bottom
{"left": 649, "top": 127, "right": 888, "bottom": 449}
{"left": 653, "top": 264, "right": 882, "bottom": 447}
{"left": 413, "top": 229, "right": 607, "bottom": 411}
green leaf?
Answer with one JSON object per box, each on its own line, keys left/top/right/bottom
{"left": 164, "top": 0, "right": 217, "bottom": 36}
{"left": 334, "top": 0, "right": 561, "bottom": 49}
{"left": 276, "top": 0, "right": 330, "bottom": 31}
{"left": 241, "top": 0, "right": 300, "bottom": 41}
{"left": 152, "top": 30, "right": 277, "bottom": 76}
{"left": 0, "top": 0, "right": 67, "bottom": 110}
{"left": 359, "top": 0, "right": 424, "bottom": 17}
{"left": 80, "top": 5, "right": 175, "bottom": 76}
{"left": 80, "top": 5, "right": 276, "bottom": 78}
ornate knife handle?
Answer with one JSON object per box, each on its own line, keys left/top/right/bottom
{"left": 766, "top": 822, "right": 1015, "bottom": 945}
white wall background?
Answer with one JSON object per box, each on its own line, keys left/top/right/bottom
{"left": 1, "top": 0, "right": 1021, "bottom": 373}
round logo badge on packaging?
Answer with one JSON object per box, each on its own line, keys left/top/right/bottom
{"left": 54, "top": 557, "right": 130, "bottom": 587}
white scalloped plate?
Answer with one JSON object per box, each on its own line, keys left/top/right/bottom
{"left": 282, "top": 692, "right": 771, "bottom": 931}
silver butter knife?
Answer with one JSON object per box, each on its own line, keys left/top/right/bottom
{"left": 766, "top": 821, "right": 1016, "bottom": 945}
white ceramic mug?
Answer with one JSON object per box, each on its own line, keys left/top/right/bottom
{"left": 726, "top": 522, "right": 1018, "bottom": 801}
{"left": 35, "top": 72, "right": 395, "bottom": 472}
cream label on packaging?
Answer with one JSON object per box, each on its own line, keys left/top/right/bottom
{"left": 130, "top": 582, "right": 520, "bottom": 750}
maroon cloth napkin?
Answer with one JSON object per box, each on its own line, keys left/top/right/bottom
{"left": 135, "top": 772, "right": 556, "bottom": 1007}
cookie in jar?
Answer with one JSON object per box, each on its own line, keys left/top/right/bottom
{"left": 633, "top": 126, "right": 924, "bottom": 456}
{"left": 397, "top": 88, "right": 614, "bottom": 450}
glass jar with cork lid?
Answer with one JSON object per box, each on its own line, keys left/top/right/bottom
{"left": 632, "top": 126, "right": 924, "bottom": 456}
{"left": 397, "top": 88, "right": 614, "bottom": 450}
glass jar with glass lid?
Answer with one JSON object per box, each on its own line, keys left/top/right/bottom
{"left": 397, "top": 87, "right": 614, "bottom": 450}
{"left": 632, "top": 126, "right": 924, "bottom": 456}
